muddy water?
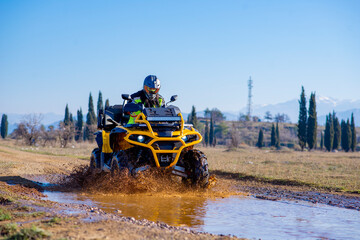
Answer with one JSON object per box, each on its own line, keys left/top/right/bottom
{"left": 44, "top": 190, "right": 360, "bottom": 240}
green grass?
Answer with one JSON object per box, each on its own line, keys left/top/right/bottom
{"left": 45, "top": 217, "right": 62, "bottom": 226}
{"left": 0, "top": 223, "right": 18, "bottom": 236}
{"left": 0, "top": 209, "right": 12, "bottom": 221}
{"left": 8, "top": 225, "right": 51, "bottom": 240}
{"left": 15, "top": 206, "right": 34, "bottom": 212}
{"left": 13, "top": 211, "right": 45, "bottom": 219}
{"left": 0, "top": 195, "right": 15, "bottom": 205}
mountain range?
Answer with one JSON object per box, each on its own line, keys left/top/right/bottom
{"left": 2, "top": 96, "right": 360, "bottom": 133}
{"left": 192, "top": 96, "right": 360, "bottom": 126}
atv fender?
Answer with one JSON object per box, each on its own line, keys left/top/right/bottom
{"left": 110, "top": 127, "right": 127, "bottom": 134}
{"left": 110, "top": 128, "right": 132, "bottom": 151}
{"left": 94, "top": 131, "right": 103, "bottom": 150}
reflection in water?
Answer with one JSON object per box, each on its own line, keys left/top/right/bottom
{"left": 83, "top": 193, "right": 207, "bottom": 227}
{"left": 45, "top": 191, "right": 360, "bottom": 240}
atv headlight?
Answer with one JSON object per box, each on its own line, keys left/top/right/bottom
{"left": 129, "top": 134, "right": 152, "bottom": 143}
{"left": 182, "top": 134, "right": 198, "bottom": 143}
{"left": 137, "top": 135, "right": 145, "bottom": 143}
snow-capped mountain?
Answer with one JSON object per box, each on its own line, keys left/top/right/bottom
{"left": 237, "top": 96, "right": 360, "bottom": 125}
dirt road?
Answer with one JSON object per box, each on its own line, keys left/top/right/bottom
{"left": 0, "top": 142, "right": 359, "bottom": 239}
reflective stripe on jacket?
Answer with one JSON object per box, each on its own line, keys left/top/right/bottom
{"left": 127, "top": 96, "right": 163, "bottom": 124}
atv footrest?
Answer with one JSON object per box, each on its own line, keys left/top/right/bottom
{"left": 172, "top": 165, "right": 187, "bottom": 178}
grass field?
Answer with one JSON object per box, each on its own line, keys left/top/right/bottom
{"left": 203, "top": 145, "right": 360, "bottom": 193}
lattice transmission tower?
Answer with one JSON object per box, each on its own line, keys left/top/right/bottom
{"left": 247, "top": 76, "right": 253, "bottom": 120}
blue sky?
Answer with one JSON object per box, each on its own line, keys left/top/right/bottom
{"left": 0, "top": 0, "right": 359, "bottom": 115}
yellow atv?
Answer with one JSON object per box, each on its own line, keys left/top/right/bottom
{"left": 90, "top": 94, "right": 209, "bottom": 188}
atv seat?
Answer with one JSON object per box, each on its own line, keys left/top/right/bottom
{"left": 105, "top": 105, "right": 123, "bottom": 123}
{"left": 96, "top": 105, "right": 122, "bottom": 131}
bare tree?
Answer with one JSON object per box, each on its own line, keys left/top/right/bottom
{"left": 41, "top": 125, "right": 57, "bottom": 147}
{"left": 274, "top": 113, "right": 291, "bottom": 123}
{"left": 229, "top": 122, "right": 240, "bottom": 149}
{"left": 58, "top": 122, "right": 75, "bottom": 148}
{"left": 12, "top": 114, "right": 43, "bottom": 145}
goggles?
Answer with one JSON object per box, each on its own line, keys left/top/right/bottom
{"left": 145, "top": 86, "right": 159, "bottom": 94}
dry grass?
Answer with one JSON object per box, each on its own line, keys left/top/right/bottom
{"left": 0, "top": 139, "right": 96, "bottom": 159}
{"left": 201, "top": 146, "right": 360, "bottom": 192}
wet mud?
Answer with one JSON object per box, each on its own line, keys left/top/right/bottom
{"left": 211, "top": 170, "right": 360, "bottom": 211}
{"left": 241, "top": 184, "right": 360, "bottom": 211}
{"left": 2, "top": 166, "right": 360, "bottom": 239}
{"left": 55, "top": 166, "right": 238, "bottom": 199}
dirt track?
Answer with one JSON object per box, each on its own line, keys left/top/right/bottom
{"left": 0, "top": 142, "right": 359, "bottom": 239}
{"left": 0, "top": 144, "right": 239, "bottom": 239}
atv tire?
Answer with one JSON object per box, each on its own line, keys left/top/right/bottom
{"left": 110, "top": 158, "right": 120, "bottom": 175}
{"left": 111, "top": 151, "right": 129, "bottom": 172}
{"left": 183, "top": 149, "right": 209, "bottom": 188}
{"left": 90, "top": 148, "right": 101, "bottom": 170}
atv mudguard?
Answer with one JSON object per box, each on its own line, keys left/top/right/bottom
{"left": 110, "top": 128, "right": 133, "bottom": 152}
{"left": 94, "top": 130, "right": 113, "bottom": 154}
{"left": 94, "top": 131, "right": 103, "bottom": 150}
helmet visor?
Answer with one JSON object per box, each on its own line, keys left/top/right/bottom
{"left": 145, "top": 86, "right": 159, "bottom": 94}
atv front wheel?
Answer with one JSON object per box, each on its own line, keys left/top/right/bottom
{"left": 90, "top": 148, "right": 101, "bottom": 170}
{"left": 110, "top": 158, "right": 120, "bottom": 174}
{"left": 111, "top": 151, "right": 129, "bottom": 172}
{"left": 183, "top": 149, "right": 209, "bottom": 188}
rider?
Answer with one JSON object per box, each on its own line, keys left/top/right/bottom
{"left": 128, "top": 75, "right": 165, "bottom": 124}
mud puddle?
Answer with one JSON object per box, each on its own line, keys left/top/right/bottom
{"left": 34, "top": 173, "right": 360, "bottom": 240}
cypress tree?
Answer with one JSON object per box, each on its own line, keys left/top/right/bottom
{"left": 204, "top": 120, "right": 209, "bottom": 147}
{"left": 1, "top": 114, "right": 8, "bottom": 139}
{"left": 105, "top": 99, "right": 110, "bottom": 109}
{"left": 341, "top": 119, "right": 352, "bottom": 152}
{"left": 351, "top": 113, "right": 356, "bottom": 152}
{"left": 332, "top": 112, "right": 341, "bottom": 150}
{"left": 64, "top": 104, "right": 70, "bottom": 126}
{"left": 298, "top": 86, "right": 307, "bottom": 150}
{"left": 188, "top": 105, "right": 198, "bottom": 129}
{"left": 257, "top": 129, "right": 264, "bottom": 148}
{"left": 320, "top": 131, "right": 324, "bottom": 150}
{"left": 209, "top": 116, "right": 214, "bottom": 147}
{"left": 97, "top": 91, "right": 103, "bottom": 116}
{"left": 346, "top": 119, "right": 352, "bottom": 152}
{"left": 324, "top": 114, "right": 334, "bottom": 152}
{"left": 271, "top": 123, "right": 276, "bottom": 147}
{"left": 341, "top": 120, "right": 347, "bottom": 151}
{"left": 307, "top": 92, "right": 317, "bottom": 150}
{"left": 70, "top": 113, "right": 73, "bottom": 124}
{"left": 86, "top": 93, "right": 96, "bottom": 125}
{"left": 275, "top": 122, "right": 280, "bottom": 148}
{"left": 75, "top": 108, "right": 83, "bottom": 141}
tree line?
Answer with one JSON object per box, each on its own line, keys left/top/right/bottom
{"left": 187, "top": 106, "right": 226, "bottom": 147}
{"left": 10, "top": 91, "right": 109, "bottom": 147}
{"left": 322, "top": 112, "right": 356, "bottom": 152}
{"left": 297, "top": 86, "right": 356, "bottom": 152}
